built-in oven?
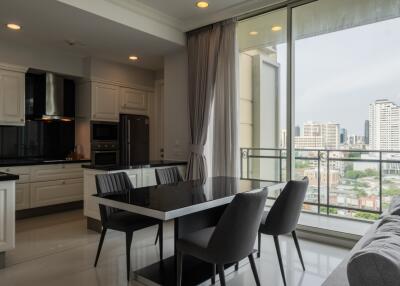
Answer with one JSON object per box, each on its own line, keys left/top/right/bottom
{"left": 91, "top": 121, "right": 119, "bottom": 142}
{"left": 91, "top": 141, "right": 119, "bottom": 167}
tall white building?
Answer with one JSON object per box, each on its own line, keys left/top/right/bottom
{"left": 369, "top": 99, "right": 400, "bottom": 150}
{"left": 295, "top": 122, "right": 340, "bottom": 149}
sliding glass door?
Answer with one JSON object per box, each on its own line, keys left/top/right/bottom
{"left": 238, "top": 8, "right": 287, "bottom": 199}
{"left": 238, "top": 0, "right": 400, "bottom": 219}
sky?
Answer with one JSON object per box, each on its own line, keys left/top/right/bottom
{"left": 277, "top": 16, "right": 400, "bottom": 135}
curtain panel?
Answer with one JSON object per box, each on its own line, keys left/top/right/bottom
{"left": 186, "top": 19, "right": 238, "bottom": 181}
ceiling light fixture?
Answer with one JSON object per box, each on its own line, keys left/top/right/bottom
{"left": 249, "top": 31, "right": 258, "bottom": 36}
{"left": 271, "top": 25, "right": 282, "bottom": 32}
{"left": 129, "top": 56, "right": 139, "bottom": 61}
{"left": 196, "top": 1, "right": 209, "bottom": 8}
{"left": 6, "top": 23, "right": 21, "bottom": 30}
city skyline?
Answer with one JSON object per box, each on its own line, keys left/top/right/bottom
{"left": 276, "top": 16, "right": 400, "bottom": 134}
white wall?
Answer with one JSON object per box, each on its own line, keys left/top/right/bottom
{"left": 164, "top": 50, "right": 189, "bottom": 161}
{"left": 86, "top": 57, "right": 155, "bottom": 88}
{"left": 0, "top": 40, "right": 84, "bottom": 77}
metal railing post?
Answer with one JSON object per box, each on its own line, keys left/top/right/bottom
{"left": 379, "top": 151, "right": 383, "bottom": 213}
{"left": 327, "top": 150, "right": 330, "bottom": 216}
{"left": 318, "top": 150, "right": 321, "bottom": 215}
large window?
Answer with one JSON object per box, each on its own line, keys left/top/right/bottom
{"left": 238, "top": 0, "right": 400, "bottom": 220}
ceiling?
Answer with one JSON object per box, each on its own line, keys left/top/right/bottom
{"left": 112, "top": 0, "right": 282, "bottom": 31}
{"left": 0, "top": 0, "right": 282, "bottom": 72}
{"left": 0, "top": 0, "right": 184, "bottom": 71}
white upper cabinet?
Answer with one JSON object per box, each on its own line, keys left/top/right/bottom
{"left": 91, "top": 82, "right": 119, "bottom": 122}
{"left": 0, "top": 67, "right": 26, "bottom": 126}
{"left": 120, "top": 87, "right": 148, "bottom": 114}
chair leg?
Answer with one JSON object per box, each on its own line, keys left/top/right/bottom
{"left": 248, "top": 254, "right": 261, "bottom": 286}
{"left": 292, "top": 231, "right": 305, "bottom": 271}
{"left": 177, "top": 251, "right": 183, "bottom": 286}
{"left": 94, "top": 227, "right": 107, "bottom": 267}
{"left": 125, "top": 231, "right": 133, "bottom": 281}
{"left": 273, "top": 235, "right": 287, "bottom": 286}
{"left": 217, "top": 265, "right": 226, "bottom": 286}
{"left": 154, "top": 225, "right": 160, "bottom": 245}
{"left": 211, "top": 264, "right": 216, "bottom": 284}
{"left": 257, "top": 231, "right": 261, "bottom": 258}
{"left": 159, "top": 222, "right": 163, "bottom": 260}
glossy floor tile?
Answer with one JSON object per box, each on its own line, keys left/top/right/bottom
{"left": 0, "top": 210, "right": 349, "bottom": 286}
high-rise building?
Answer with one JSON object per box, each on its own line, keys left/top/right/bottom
{"left": 364, "top": 120, "right": 370, "bottom": 145}
{"left": 295, "top": 126, "right": 301, "bottom": 137}
{"left": 295, "top": 122, "right": 340, "bottom": 149}
{"left": 369, "top": 99, "right": 400, "bottom": 150}
{"left": 340, "top": 128, "right": 347, "bottom": 144}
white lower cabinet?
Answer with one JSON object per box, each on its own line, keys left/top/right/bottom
{"left": 30, "top": 178, "right": 83, "bottom": 208}
{"left": 0, "top": 163, "right": 84, "bottom": 210}
{"left": 15, "top": 183, "right": 30, "bottom": 211}
{"left": 0, "top": 180, "right": 16, "bottom": 252}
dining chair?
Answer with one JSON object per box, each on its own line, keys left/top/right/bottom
{"left": 93, "top": 172, "right": 164, "bottom": 281}
{"left": 176, "top": 189, "right": 268, "bottom": 286}
{"left": 258, "top": 177, "right": 309, "bottom": 286}
{"left": 153, "top": 166, "right": 183, "bottom": 245}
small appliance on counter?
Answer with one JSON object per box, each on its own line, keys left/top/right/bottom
{"left": 90, "top": 121, "right": 119, "bottom": 167}
{"left": 119, "top": 114, "right": 149, "bottom": 166}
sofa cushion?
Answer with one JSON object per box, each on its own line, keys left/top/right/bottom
{"left": 387, "top": 196, "right": 400, "bottom": 216}
{"left": 347, "top": 235, "right": 400, "bottom": 286}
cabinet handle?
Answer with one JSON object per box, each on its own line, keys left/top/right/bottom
{"left": 62, "top": 181, "right": 66, "bottom": 185}
{"left": 20, "top": 118, "right": 24, "bottom": 122}
{"left": 6, "top": 168, "right": 10, "bottom": 172}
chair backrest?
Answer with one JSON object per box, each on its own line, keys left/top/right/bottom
{"left": 262, "top": 177, "right": 309, "bottom": 235}
{"left": 207, "top": 189, "right": 268, "bottom": 264}
{"left": 155, "top": 167, "right": 183, "bottom": 185}
{"left": 95, "top": 172, "right": 133, "bottom": 225}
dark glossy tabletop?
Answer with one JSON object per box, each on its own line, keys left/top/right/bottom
{"left": 94, "top": 177, "right": 282, "bottom": 220}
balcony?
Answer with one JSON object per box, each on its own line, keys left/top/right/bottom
{"left": 241, "top": 147, "right": 400, "bottom": 221}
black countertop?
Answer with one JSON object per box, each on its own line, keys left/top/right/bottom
{"left": 0, "top": 172, "right": 19, "bottom": 181}
{"left": 82, "top": 160, "right": 187, "bottom": 171}
{"left": 0, "top": 158, "right": 91, "bottom": 167}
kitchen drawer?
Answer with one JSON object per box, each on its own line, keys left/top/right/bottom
{"left": 15, "top": 183, "right": 30, "bottom": 210}
{"left": 30, "top": 178, "right": 83, "bottom": 208}
{"left": 0, "top": 166, "right": 30, "bottom": 184}
{"left": 30, "top": 164, "right": 83, "bottom": 182}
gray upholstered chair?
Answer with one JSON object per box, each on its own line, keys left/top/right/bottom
{"left": 155, "top": 166, "right": 183, "bottom": 185}
{"left": 258, "top": 177, "right": 309, "bottom": 286}
{"left": 94, "top": 172, "right": 164, "bottom": 281}
{"left": 176, "top": 189, "right": 268, "bottom": 286}
{"left": 153, "top": 166, "right": 183, "bottom": 245}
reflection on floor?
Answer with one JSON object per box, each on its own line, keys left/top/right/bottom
{"left": 0, "top": 210, "right": 349, "bottom": 286}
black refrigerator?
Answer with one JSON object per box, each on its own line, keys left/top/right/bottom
{"left": 119, "top": 114, "right": 149, "bottom": 166}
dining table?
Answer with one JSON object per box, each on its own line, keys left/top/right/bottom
{"left": 93, "top": 176, "right": 285, "bottom": 286}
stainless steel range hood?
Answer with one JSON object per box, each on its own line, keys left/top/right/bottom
{"left": 42, "top": 73, "right": 73, "bottom": 121}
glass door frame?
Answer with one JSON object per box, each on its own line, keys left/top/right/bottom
{"left": 238, "top": 0, "right": 318, "bottom": 180}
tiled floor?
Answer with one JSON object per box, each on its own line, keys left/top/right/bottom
{"left": 0, "top": 210, "right": 349, "bottom": 286}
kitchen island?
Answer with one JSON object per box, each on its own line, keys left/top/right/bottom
{"left": 82, "top": 161, "right": 186, "bottom": 231}
{"left": 0, "top": 172, "right": 19, "bottom": 269}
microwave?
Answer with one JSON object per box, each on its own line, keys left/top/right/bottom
{"left": 91, "top": 150, "right": 119, "bottom": 167}
{"left": 91, "top": 121, "right": 119, "bottom": 143}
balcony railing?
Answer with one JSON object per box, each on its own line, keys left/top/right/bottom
{"left": 240, "top": 147, "right": 400, "bottom": 221}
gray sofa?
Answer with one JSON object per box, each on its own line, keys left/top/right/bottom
{"left": 323, "top": 197, "right": 400, "bottom": 286}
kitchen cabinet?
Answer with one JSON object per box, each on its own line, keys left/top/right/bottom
{"left": 0, "top": 163, "right": 84, "bottom": 211}
{"left": 30, "top": 178, "right": 83, "bottom": 208}
{"left": 91, "top": 83, "right": 119, "bottom": 122}
{"left": 15, "top": 183, "right": 30, "bottom": 211}
{"left": 120, "top": 87, "right": 148, "bottom": 114}
{"left": 0, "top": 67, "right": 26, "bottom": 126}
{"left": 124, "top": 169, "right": 142, "bottom": 188}
{"left": 0, "top": 180, "right": 16, "bottom": 254}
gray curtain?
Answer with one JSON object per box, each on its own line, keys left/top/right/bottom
{"left": 212, "top": 20, "right": 239, "bottom": 177}
{"left": 186, "top": 24, "right": 222, "bottom": 181}
{"left": 186, "top": 19, "right": 238, "bottom": 181}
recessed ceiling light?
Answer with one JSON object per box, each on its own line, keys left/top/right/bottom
{"left": 6, "top": 23, "right": 21, "bottom": 30}
{"left": 129, "top": 56, "right": 138, "bottom": 61}
{"left": 249, "top": 31, "right": 258, "bottom": 36}
{"left": 271, "top": 25, "right": 282, "bottom": 32}
{"left": 196, "top": 1, "right": 209, "bottom": 8}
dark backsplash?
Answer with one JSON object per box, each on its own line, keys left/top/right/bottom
{"left": 0, "top": 120, "right": 75, "bottom": 159}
